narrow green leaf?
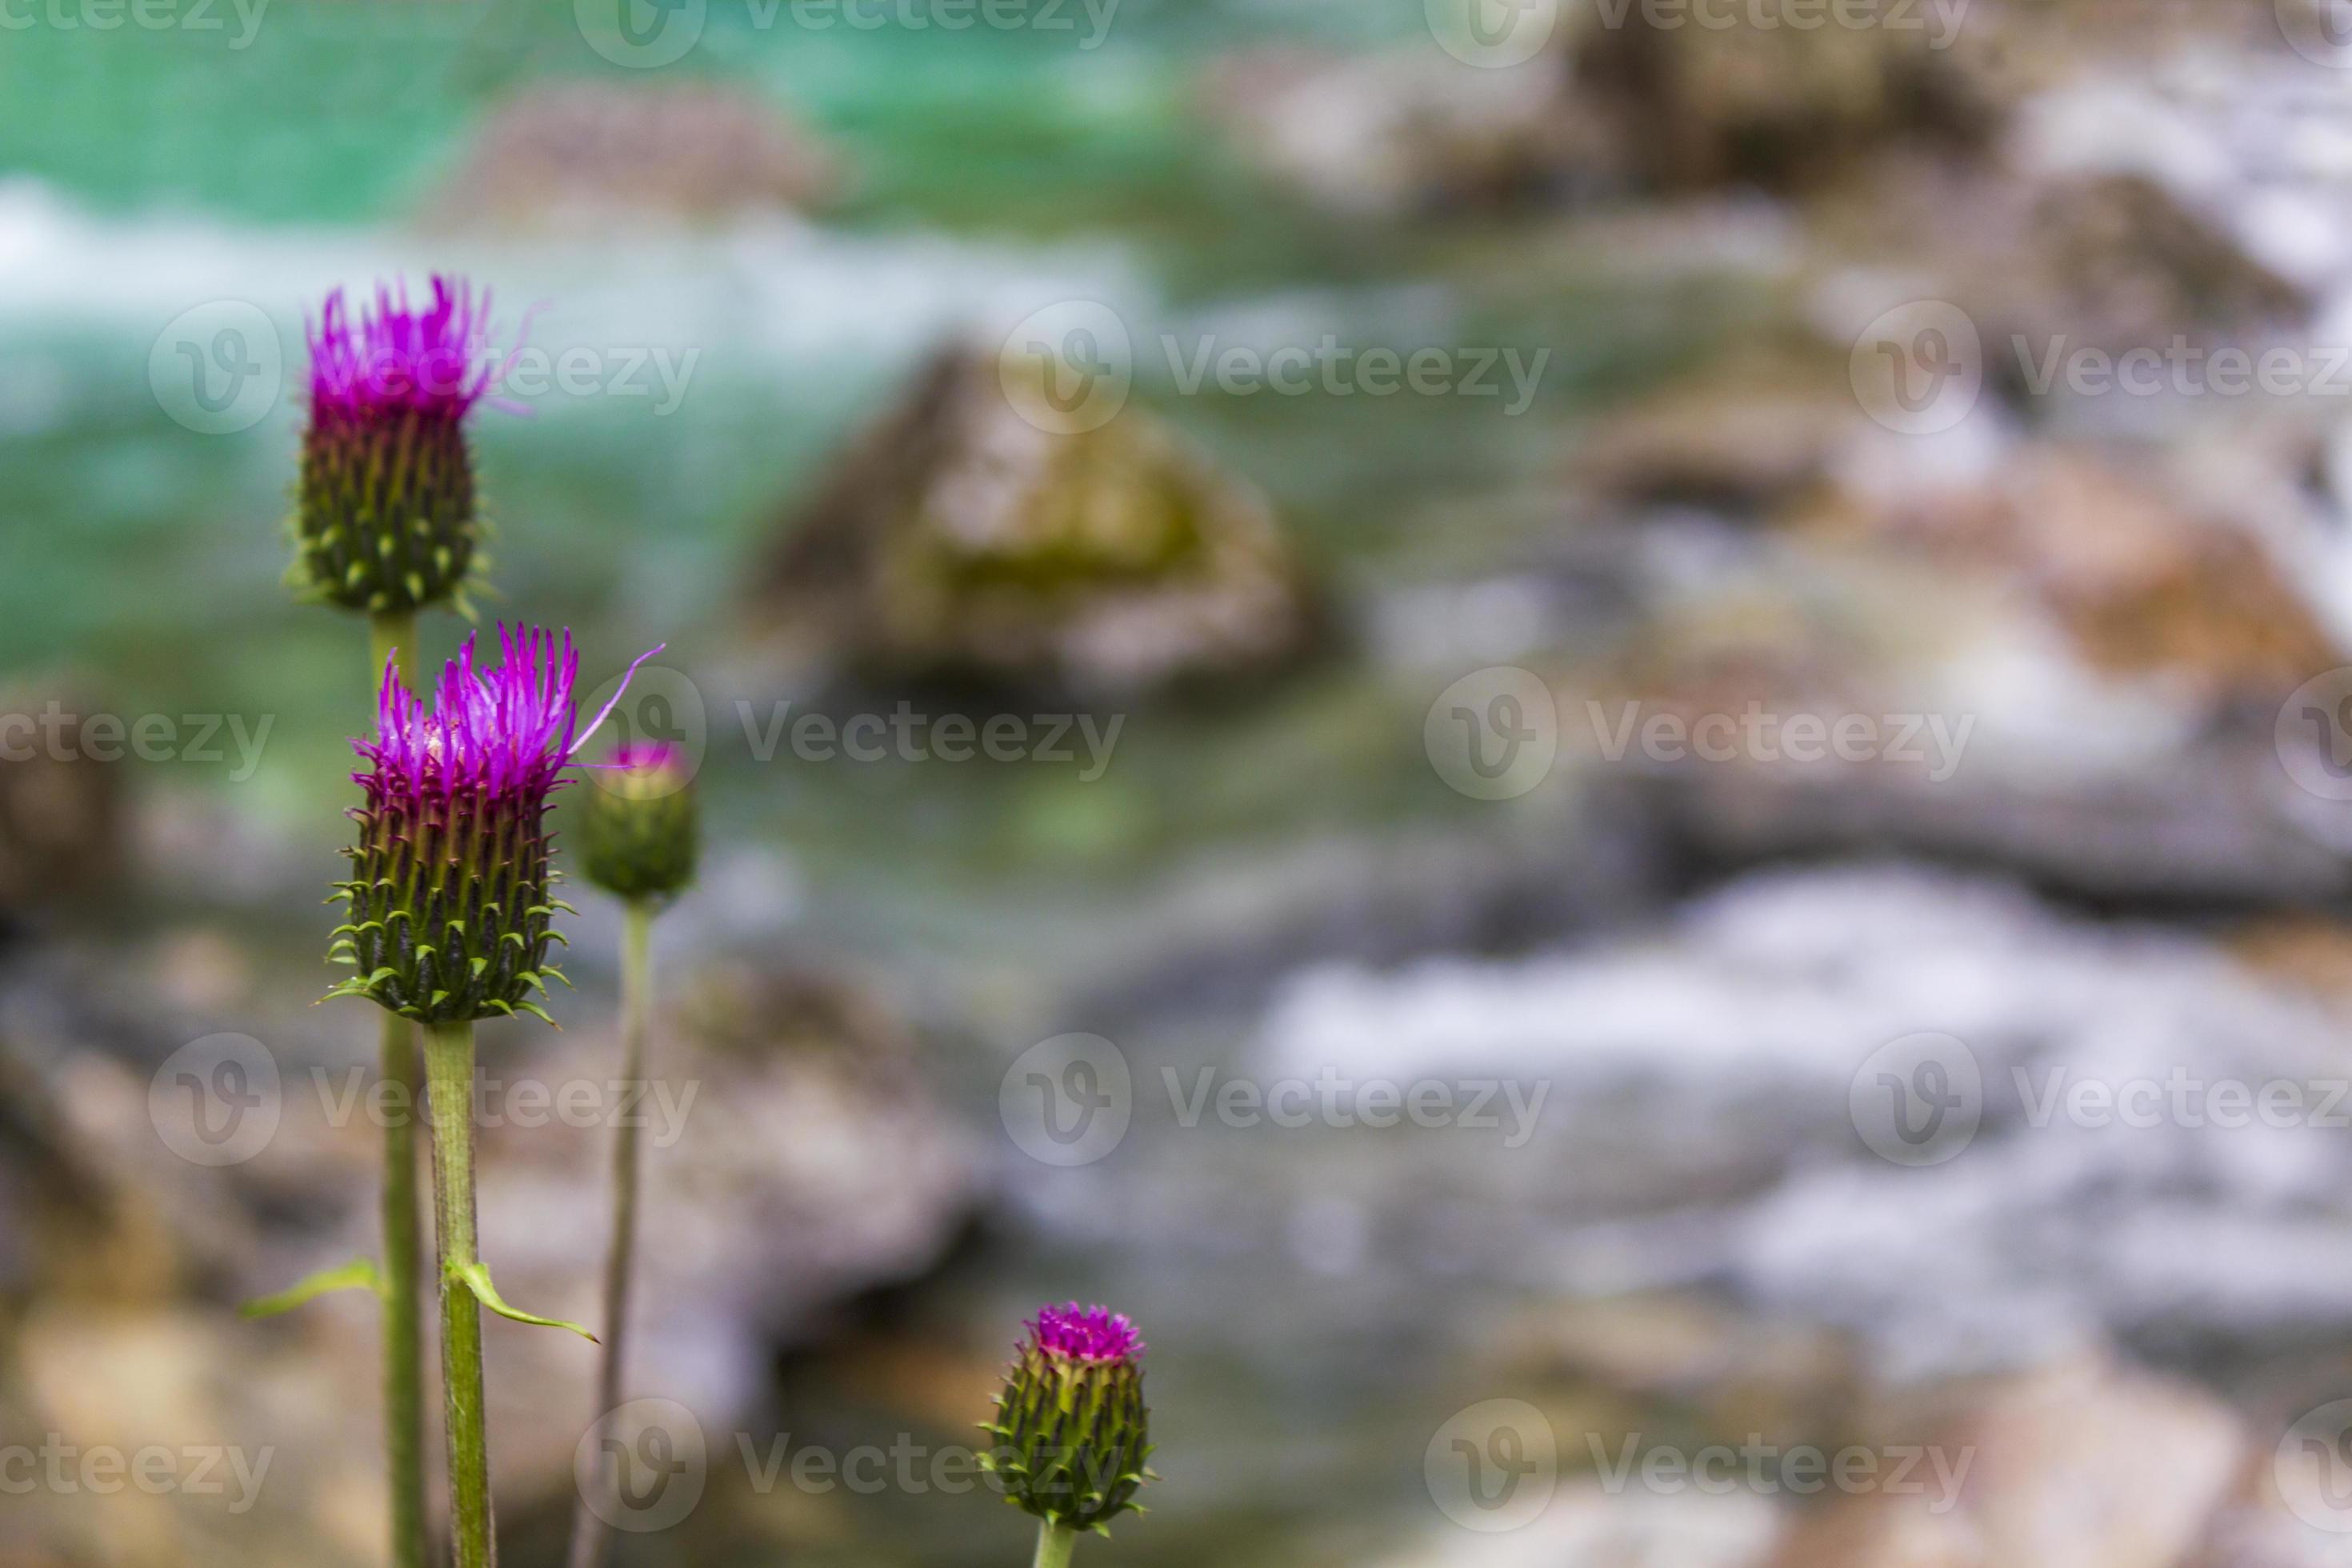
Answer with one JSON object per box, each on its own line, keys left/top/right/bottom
{"left": 241, "top": 1256, "right": 384, "bottom": 1318}
{"left": 450, "top": 1262, "right": 597, "bottom": 1342}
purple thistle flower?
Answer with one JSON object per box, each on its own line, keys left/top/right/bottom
{"left": 982, "top": 1302, "right": 1154, "bottom": 1534}
{"left": 580, "top": 738, "right": 700, "bottom": 902}
{"left": 290, "top": 274, "right": 520, "bottom": 618}
{"left": 326, "top": 626, "right": 658, "bottom": 1025}
{"left": 308, "top": 277, "right": 506, "bottom": 426}
{"left": 1028, "top": 1303, "right": 1144, "bottom": 1364}
{"left": 356, "top": 626, "right": 647, "bottom": 812}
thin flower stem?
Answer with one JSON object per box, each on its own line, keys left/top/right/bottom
{"left": 566, "top": 898, "right": 655, "bottom": 1568}
{"left": 424, "top": 1018, "right": 497, "bottom": 1568}
{"left": 1033, "top": 1522, "right": 1079, "bottom": 1568}
{"left": 370, "top": 610, "right": 429, "bottom": 1568}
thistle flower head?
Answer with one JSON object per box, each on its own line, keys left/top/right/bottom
{"left": 1030, "top": 1303, "right": 1144, "bottom": 1363}
{"left": 356, "top": 625, "right": 606, "bottom": 810}
{"left": 980, "top": 1302, "right": 1154, "bottom": 1536}
{"left": 290, "top": 274, "right": 514, "bottom": 618}
{"left": 580, "top": 739, "right": 700, "bottom": 904}
{"left": 309, "top": 277, "right": 502, "bottom": 426}
{"left": 326, "top": 626, "right": 657, "bottom": 1026}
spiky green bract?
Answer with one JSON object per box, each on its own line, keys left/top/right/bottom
{"left": 980, "top": 1306, "right": 1154, "bottom": 1537}
{"left": 294, "top": 406, "right": 484, "bottom": 617}
{"left": 290, "top": 278, "right": 505, "bottom": 618}
{"left": 579, "top": 742, "right": 699, "bottom": 903}
{"left": 325, "top": 627, "right": 658, "bottom": 1026}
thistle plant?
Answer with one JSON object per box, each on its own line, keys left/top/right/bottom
{"left": 247, "top": 273, "right": 511, "bottom": 1568}
{"left": 980, "top": 1304, "right": 1155, "bottom": 1567}
{"left": 328, "top": 626, "right": 650, "bottom": 1568}
{"left": 567, "top": 742, "right": 698, "bottom": 1568}
{"left": 288, "top": 277, "right": 506, "bottom": 622}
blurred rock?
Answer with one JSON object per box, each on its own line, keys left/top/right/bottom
{"left": 1793, "top": 446, "right": 2338, "bottom": 709}
{"left": 446, "top": 964, "right": 987, "bottom": 1507}
{"left": 752, "top": 346, "right": 1315, "bottom": 698}
{"left": 1570, "top": 8, "right": 2002, "bottom": 196}
{"left": 1576, "top": 347, "right": 1870, "bottom": 510}
{"left": 422, "top": 79, "right": 840, "bottom": 233}
{"left": 0, "top": 686, "right": 122, "bottom": 926}
{"left": 1770, "top": 1354, "right": 2244, "bottom": 1568}
{"left": 1202, "top": 50, "right": 1594, "bottom": 218}
{"left": 0, "top": 938, "right": 985, "bottom": 1562}
{"left": 2226, "top": 917, "right": 2352, "bottom": 1008}
{"left": 1826, "top": 166, "right": 2307, "bottom": 365}
{"left": 1214, "top": 12, "right": 2005, "bottom": 218}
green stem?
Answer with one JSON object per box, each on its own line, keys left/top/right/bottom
{"left": 424, "top": 1019, "right": 496, "bottom": 1568}
{"left": 370, "top": 610, "right": 429, "bottom": 1568}
{"left": 1033, "top": 1522, "right": 1079, "bottom": 1568}
{"left": 368, "top": 609, "right": 417, "bottom": 694}
{"left": 380, "top": 1011, "right": 428, "bottom": 1568}
{"left": 566, "top": 899, "right": 655, "bottom": 1568}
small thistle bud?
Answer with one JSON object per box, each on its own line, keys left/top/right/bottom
{"left": 981, "top": 1304, "right": 1154, "bottom": 1537}
{"left": 579, "top": 742, "right": 699, "bottom": 903}
{"left": 326, "top": 626, "right": 656, "bottom": 1026}
{"left": 290, "top": 277, "right": 508, "bottom": 618}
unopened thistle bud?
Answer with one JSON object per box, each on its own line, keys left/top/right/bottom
{"left": 981, "top": 1304, "right": 1154, "bottom": 1537}
{"left": 326, "top": 626, "right": 656, "bottom": 1026}
{"left": 290, "top": 277, "right": 509, "bottom": 618}
{"left": 579, "top": 742, "right": 699, "bottom": 903}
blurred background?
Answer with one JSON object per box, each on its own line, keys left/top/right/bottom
{"left": 14, "top": 0, "right": 2352, "bottom": 1562}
